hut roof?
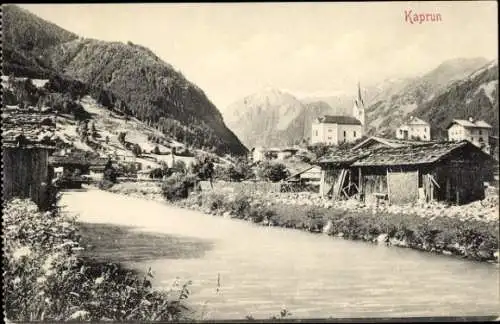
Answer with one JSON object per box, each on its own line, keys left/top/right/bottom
{"left": 352, "top": 140, "right": 487, "bottom": 167}
{"left": 352, "top": 136, "right": 433, "bottom": 150}
{"left": 318, "top": 140, "right": 492, "bottom": 168}
{"left": 2, "top": 106, "right": 57, "bottom": 149}
{"left": 317, "top": 148, "right": 371, "bottom": 166}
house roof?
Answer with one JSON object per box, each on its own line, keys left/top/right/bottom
{"left": 351, "top": 140, "right": 489, "bottom": 167}
{"left": 446, "top": 119, "right": 493, "bottom": 129}
{"left": 89, "top": 165, "right": 107, "bottom": 171}
{"left": 2, "top": 106, "right": 57, "bottom": 149}
{"left": 316, "top": 115, "right": 362, "bottom": 125}
{"left": 49, "top": 155, "right": 109, "bottom": 166}
{"left": 285, "top": 165, "right": 315, "bottom": 181}
{"left": 403, "top": 117, "right": 429, "bottom": 126}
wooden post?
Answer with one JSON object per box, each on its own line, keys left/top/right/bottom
{"left": 386, "top": 167, "right": 391, "bottom": 204}
{"left": 358, "top": 167, "right": 363, "bottom": 200}
{"left": 446, "top": 177, "right": 451, "bottom": 202}
{"left": 320, "top": 168, "right": 326, "bottom": 198}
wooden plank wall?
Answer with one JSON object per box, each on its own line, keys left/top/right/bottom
{"left": 3, "top": 148, "right": 49, "bottom": 207}
{"left": 387, "top": 170, "right": 419, "bottom": 204}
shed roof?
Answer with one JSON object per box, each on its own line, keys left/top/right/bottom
{"left": 317, "top": 147, "right": 372, "bottom": 166}
{"left": 318, "top": 140, "right": 492, "bottom": 168}
{"left": 2, "top": 106, "right": 57, "bottom": 149}
{"left": 351, "top": 136, "right": 432, "bottom": 150}
{"left": 315, "top": 115, "right": 362, "bottom": 125}
{"left": 351, "top": 140, "right": 486, "bottom": 167}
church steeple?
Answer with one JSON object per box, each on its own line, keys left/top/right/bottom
{"left": 353, "top": 82, "right": 365, "bottom": 133}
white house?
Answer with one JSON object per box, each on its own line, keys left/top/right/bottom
{"left": 311, "top": 83, "right": 365, "bottom": 145}
{"left": 311, "top": 115, "right": 363, "bottom": 145}
{"left": 447, "top": 118, "right": 492, "bottom": 153}
{"left": 396, "top": 116, "right": 431, "bottom": 141}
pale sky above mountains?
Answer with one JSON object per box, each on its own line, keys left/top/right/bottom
{"left": 20, "top": 1, "right": 498, "bottom": 109}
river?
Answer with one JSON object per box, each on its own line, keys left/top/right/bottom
{"left": 60, "top": 189, "right": 499, "bottom": 320}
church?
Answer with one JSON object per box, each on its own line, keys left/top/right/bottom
{"left": 311, "top": 83, "right": 366, "bottom": 145}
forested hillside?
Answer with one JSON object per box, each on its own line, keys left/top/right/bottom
{"left": 2, "top": 5, "right": 248, "bottom": 156}
{"left": 412, "top": 60, "right": 499, "bottom": 139}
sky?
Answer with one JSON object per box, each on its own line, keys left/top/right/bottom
{"left": 20, "top": 2, "right": 498, "bottom": 109}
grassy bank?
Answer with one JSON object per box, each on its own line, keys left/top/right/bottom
{"left": 103, "top": 181, "right": 499, "bottom": 263}
{"left": 3, "top": 198, "right": 192, "bottom": 322}
{"left": 175, "top": 191, "right": 499, "bottom": 263}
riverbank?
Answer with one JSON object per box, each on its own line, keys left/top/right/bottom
{"left": 3, "top": 198, "right": 192, "bottom": 322}
{"left": 106, "top": 181, "right": 499, "bottom": 263}
{"left": 61, "top": 189, "right": 500, "bottom": 319}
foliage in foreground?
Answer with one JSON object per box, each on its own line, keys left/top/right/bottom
{"left": 3, "top": 199, "right": 192, "bottom": 322}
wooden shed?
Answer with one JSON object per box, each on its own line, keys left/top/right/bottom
{"left": 317, "top": 141, "right": 494, "bottom": 205}
{"left": 2, "top": 106, "right": 57, "bottom": 209}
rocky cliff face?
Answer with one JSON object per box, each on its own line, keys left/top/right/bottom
{"left": 223, "top": 88, "right": 344, "bottom": 148}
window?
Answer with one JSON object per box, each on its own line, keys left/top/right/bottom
{"left": 328, "top": 128, "right": 332, "bottom": 132}
{"left": 343, "top": 131, "right": 346, "bottom": 138}
{"left": 328, "top": 136, "right": 332, "bottom": 140}
{"left": 353, "top": 131, "right": 357, "bottom": 138}
{"left": 399, "top": 129, "right": 403, "bottom": 135}
{"left": 314, "top": 130, "right": 318, "bottom": 136}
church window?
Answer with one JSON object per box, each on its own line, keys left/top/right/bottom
{"left": 343, "top": 131, "right": 346, "bottom": 138}
{"left": 353, "top": 131, "right": 356, "bottom": 138}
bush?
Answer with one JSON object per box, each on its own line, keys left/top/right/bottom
{"left": 214, "top": 161, "right": 253, "bottom": 182}
{"left": 256, "top": 161, "right": 289, "bottom": 182}
{"left": 161, "top": 174, "right": 196, "bottom": 201}
{"left": 203, "top": 192, "right": 226, "bottom": 212}
{"left": 171, "top": 160, "right": 187, "bottom": 174}
{"left": 3, "top": 199, "right": 191, "bottom": 322}
{"left": 227, "top": 193, "right": 252, "bottom": 216}
{"left": 98, "top": 179, "right": 115, "bottom": 190}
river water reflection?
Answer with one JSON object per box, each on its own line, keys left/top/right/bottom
{"left": 65, "top": 190, "right": 499, "bottom": 320}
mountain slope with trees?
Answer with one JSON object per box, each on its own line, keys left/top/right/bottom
{"left": 3, "top": 4, "right": 247, "bottom": 156}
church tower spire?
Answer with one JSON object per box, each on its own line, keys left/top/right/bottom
{"left": 353, "top": 82, "right": 366, "bottom": 134}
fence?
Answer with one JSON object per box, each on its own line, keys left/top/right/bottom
{"left": 199, "top": 180, "right": 282, "bottom": 195}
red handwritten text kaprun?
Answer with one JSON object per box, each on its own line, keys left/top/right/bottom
{"left": 405, "top": 10, "right": 442, "bottom": 24}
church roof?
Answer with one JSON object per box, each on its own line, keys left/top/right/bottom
{"left": 316, "top": 115, "right": 362, "bottom": 125}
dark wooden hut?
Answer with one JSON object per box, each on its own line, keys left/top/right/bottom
{"left": 317, "top": 141, "right": 495, "bottom": 205}
{"left": 2, "top": 106, "right": 57, "bottom": 208}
